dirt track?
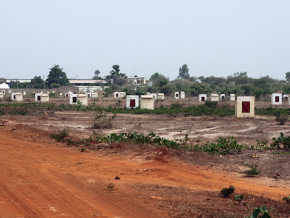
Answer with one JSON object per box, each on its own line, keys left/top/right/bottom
{"left": 0, "top": 125, "right": 289, "bottom": 217}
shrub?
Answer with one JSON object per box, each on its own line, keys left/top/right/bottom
{"left": 243, "top": 165, "right": 260, "bottom": 177}
{"left": 107, "top": 183, "right": 115, "bottom": 190}
{"left": 220, "top": 185, "right": 235, "bottom": 197}
{"left": 50, "top": 128, "right": 70, "bottom": 142}
{"left": 235, "top": 195, "right": 244, "bottom": 203}
{"left": 282, "top": 194, "right": 290, "bottom": 204}
{"left": 251, "top": 206, "right": 271, "bottom": 218}
{"left": 271, "top": 132, "right": 290, "bottom": 149}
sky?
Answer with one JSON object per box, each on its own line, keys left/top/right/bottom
{"left": 0, "top": 0, "right": 289, "bottom": 81}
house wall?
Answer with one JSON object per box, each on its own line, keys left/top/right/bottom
{"left": 210, "top": 94, "right": 219, "bottom": 101}
{"left": 78, "top": 94, "right": 88, "bottom": 106}
{"left": 41, "top": 94, "right": 49, "bottom": 102}
{"left": 271, "top": 93, "right": 282, "bottom": 105}
{"left": 70, "top": 94, "right": 78, "bottom": 104}
{"left": 199, "top": 94, "right": 207, "bottom": 102}
{"left": 140, "top": 95, "right": 154, "bottom": 110}
{"left": 157, "top": 93, "right": 164, "bottom": 100}
{"left": 126, "top": 95, "right": 139, "bottom": 109}
{"left": 180, "top": 91, "right": 185, "bottom": 99}
{"left": 35, "top": 93, "right": 42, "bottom": 101}
{"left": 230, "top": 94, "right": 235, "bottom": 101}
{"left": 174, "top": 92, "right": 179, "bottom": 99}
{"left": 235, "top": 96, "right": 255, "bottom": 118}
{"left": 15, "top": 92, "right": 23, "bottom": 102}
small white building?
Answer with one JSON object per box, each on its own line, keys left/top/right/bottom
{"left": 271, "top": 93, "right": 282, "bottom": 105}
{"left": 11, "top": 92, "right": 16, "bottom": 101}
{"left": 41, "top": 94, "right": 49, "bottom": 102}
{"left": 157, "top": 93, "right": 165, "bottom": 100}
{"left": 1, "top": 90, "right": 5, "bottom": 95}
{"left": 174, "top": 92, "right": 180, "bottom": 99}
{"left": 126, "top": 95, "right": 139, "bottom": 109}
{"left": 65, "top": 91, "right": 73, "bottom": 97}
{"left": 180, "top": 91, "right": 185, "bottom": 99}
{"left": 230, "top": 94, "right": 235, "bottom": 101}
{"left": 210, "top": 94, "right": 219, "bottom": 102}
{"left": 78, "top": 94, "right": 88, "bottom": 106}
{"left": 113, "top": 92, "right": 121, "bottom": 98}
{"left": 220, "top": 94, "right": 226, "bottom": 101}
{"left": 92, "top": 92, "right": 98, "bottom": 98}
{"left": 140, "top": 95, "right": 155, "bottom": 110}
{"left": 283, "top": 94, "right": 288, "bottom": 100}
{"left": 150, "top": 93, "right": 157, "bottom": 100}
{"left": 199, "top": 94, "right": 207, "bottom": 102}
{"left": 70, "top": 94, "right": 78, "bottom": 104}
{"left": 120, "top": 92, "right": 126, "bottom": 98}
{"left": 15, "top": 92, "right": 23, "bottom": 102}
{"left": 0, "top": 93, "right": 3, "bottom": 99}
{"left": 35, "top": 93, "right": 42, "bottom": 101}
{"left": 235, "top": 96, "right": 255, "bottom": 118}
{"left": 0, "top": 83, "right": 9, "bottom": 89}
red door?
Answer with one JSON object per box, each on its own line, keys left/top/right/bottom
{"left": 73, "top": 97, "right": 77, "bottom": 103}
{"left": 275, "top": 96, "right": 279, "bottom": 102}
{"left": 37, "top": 96, "right": 41, "bottom": 101}
{"left": 201, "top": 97, "right": 205, "bottom": 101}
{"left": 130, "top": 99, "right": 135, "bottom": 107}
{"left": 242, "top": 101, "right": 250, "bottom": 113}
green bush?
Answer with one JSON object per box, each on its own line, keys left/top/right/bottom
{"left": 220, "top": 185, "right": 235, "bottom": 197}
{"left": 50, "top": 128, "right": 70, "bottom": 142}
{"left": 243, "top": 165, "right": 260, "bottom": 177}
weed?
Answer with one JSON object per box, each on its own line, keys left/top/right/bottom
{"left": 220, "top": 185, "right": 235, "bottom": 197}
{"left": 92, "top": 111, "right": 113, "bottom": 129}
{"left": 79, "top": 148, "right": 86, "bottom": 152}
{"left": 243, "top": 165, "right": 260, "bottom": 177}
{"left": 282, "top": 194, "right": 290, "bottom": 204}
{"left": 271, "top": 132, "right": 290, "bottom": 149}
{"left": 107, "top": 183, "right": 115, "bottom": 190}
{"left": 276, "top": 113, "right": 288, "bottom": 125}
{"left": 251, "top": 206, "right": 271, "bottom": 218}
{"left": 235, "top": 195, "right": 244, "bottom": 203}
{"left": 50, "top": 128, "right": 70, "bottom": 142}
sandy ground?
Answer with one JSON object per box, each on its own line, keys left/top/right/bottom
{"left": 0, "top": 97, "right": 290, "bottom": 217}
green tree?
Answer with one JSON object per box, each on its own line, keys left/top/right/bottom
{"left": 178, "top": 64, "right": 190, "bottom": 79}
{"left": 93, "top": 70, "right": 101, "bottom": 79}
{"left": 150, "top": 72, "right": 169, "bottom": 88}
{"left": 31, "top": 76, "right": 44, "bottom": 89}
{"left": 46, "top": 65, "right": 69, "bottom": 88}
{"left": 106, "top": 65, "right": 127, "bottom": 86}
{"left": 286, "top": 72, "right": 290, "bottom": 82}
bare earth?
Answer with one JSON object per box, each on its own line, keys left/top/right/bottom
{"left": 0, "top": 97, "right": 290, "bottom": 217}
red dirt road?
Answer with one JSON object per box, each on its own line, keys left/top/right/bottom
{"left": 0, "top": 127, "right": 289, "bottom": 217}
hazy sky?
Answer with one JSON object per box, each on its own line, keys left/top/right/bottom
{"left": 0, "top": 0, "right": 289, "bottom": 81}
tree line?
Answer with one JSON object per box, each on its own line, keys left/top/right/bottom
{"left": 4, "top": 64, "right": 290, "bottom": 100}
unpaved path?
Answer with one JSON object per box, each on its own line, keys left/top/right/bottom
{"left": 0, "top": 127, "right": 289, "bottom": 217}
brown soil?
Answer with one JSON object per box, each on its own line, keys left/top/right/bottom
{"left": 0, "top": 98, "right": 290, "bottom": 217}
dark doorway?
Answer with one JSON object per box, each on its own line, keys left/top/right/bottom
{"left": 242, "top": 101, "right": 250, "bottom": 113}
{"left": 130, "top": 99, "right": 135, "bottom": 107}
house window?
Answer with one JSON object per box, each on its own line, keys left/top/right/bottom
{"left": 242, "top": 101, "right": 250, "bottom": 113}
{"left": 275, "top": 96, "right": 279, "bottom": 103}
